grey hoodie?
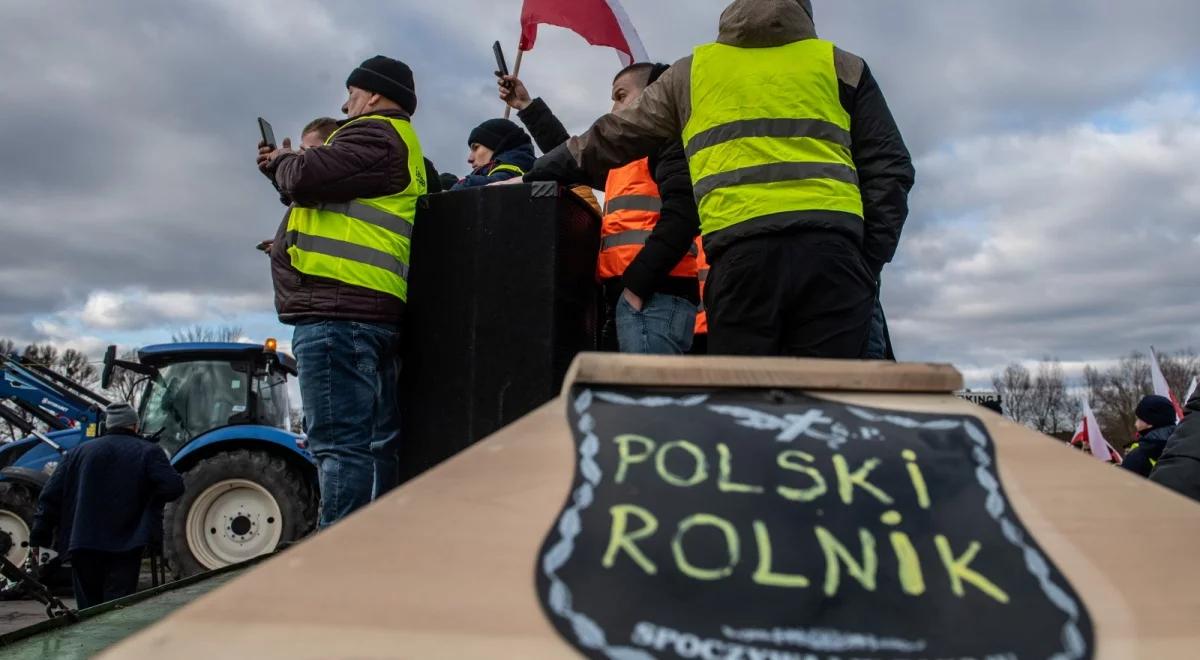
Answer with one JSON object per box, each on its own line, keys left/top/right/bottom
{"left": 529, "top": 0, "right": 915, "bottom": 269}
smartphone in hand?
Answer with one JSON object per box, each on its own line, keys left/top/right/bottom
{"left": 493, "top": 41, "right": 509, "bottom": 78}
{"left": 258, "top": 117, "right": 276, "bottom": 149}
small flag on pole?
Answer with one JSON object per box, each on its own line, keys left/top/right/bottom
{"left": 1150, "top": 346, "right": 1185, "bottom": 421}
{"left": 519, "top": 0, "right": 648, "bottom": 66}
{"left": 1072, "top": 399, "right": 1118, "bottom": 463}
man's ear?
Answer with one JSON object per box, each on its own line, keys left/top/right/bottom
{"left": 368, "top": 92, "right": 383, "bottom": 109}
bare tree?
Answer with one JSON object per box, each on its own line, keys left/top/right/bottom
{"left": 58, "top": 348, "right": 98, "bottom": 387}
{"left": 993, "top": 359, "right": 1079, "bottom": 435}
{"left": 0, "top": 338, "right": 16, "bottom": 357}
{"left": 171, "top": 325, "right": 245, "bottom": 343}
{"left": 1028, "top": 360, "right": 1078, "bottom": 435}
{"left": 21, "top": 343, "right": 60, "bottom": 369}
{"left": 993, "top": 363, "right": 1034, "bottom": 426}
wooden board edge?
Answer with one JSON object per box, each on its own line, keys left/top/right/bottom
{"left": 562, "top": 353, "right": 964, "bottom": 397}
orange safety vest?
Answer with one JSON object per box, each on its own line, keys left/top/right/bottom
{"left": 598, "top": 159, "right": 698, "bottom": 281}
{"left": 695, "top": 237, "right": 709, "bottom": 335}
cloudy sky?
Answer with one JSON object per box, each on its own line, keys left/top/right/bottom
{"left": 1, "top": 0, "right": 1198, "bottom": 385}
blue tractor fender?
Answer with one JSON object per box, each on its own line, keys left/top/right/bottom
{"left": 170, "top": 425, "right": 316, "bottom": 474}
{"left": 0, "top": 429, "right": 86, "bottom": 472}
{"left": 0, "top": 437, "right": 39, "bottom": 467}
{"left": 0, "top": 428, "right": 85, "bottom": 491}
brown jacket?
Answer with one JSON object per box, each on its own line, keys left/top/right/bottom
{"left": 527, "top": 0, "right": 914, "bottom": 270}
{"left": 265, "top": 109, "right": 438, "bottom": 325}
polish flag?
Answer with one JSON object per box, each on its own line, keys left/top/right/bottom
{"left": 519, "top": 0, "right": 649, "bottom": 66}
{"left": 1150, "top": 346, "right": 1185, "bottom": 421}
{"left": 1072, "top": 399, "right": 1118, "bottom": 463}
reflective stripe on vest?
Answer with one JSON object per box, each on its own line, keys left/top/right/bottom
{"left": 604, "top": 195, "right": 662, "bottom": 215}
{"left": 489, "top": 163, "right": 525, "bottom": 177}
{"left": 283, "top": 231, "right": 409, "bottom": 281}
{"left": 598, "top": 159, "right": 697, "bottom": 281}
{"left": 682, "top": 39, "right": 864, "bottom": 237}
{"left": 286, "top": 115, "right": 426, "bottom": 302}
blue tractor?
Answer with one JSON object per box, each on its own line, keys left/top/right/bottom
{"left": 0, "top": 342, "right": 318, "bottom": 579}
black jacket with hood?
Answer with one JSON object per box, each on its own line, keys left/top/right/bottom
{"left": 452, "top": 142, "right": 537, "bottom": 190}
{"left": 1151, "top": 393, "right": 1200, "bottom": 501}
{"left": 1123, "top": 425, "right": 1175, "bottom": 478}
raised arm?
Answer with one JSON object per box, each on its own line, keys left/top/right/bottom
{"left": 525, "top": 58, "right": 689, "bottom": 186}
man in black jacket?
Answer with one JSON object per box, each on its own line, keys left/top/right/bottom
{"left": 524, "top": 0, "right": 914, "bottom": 358}
{"left": 1122, "top": 395, "right": 1177, "bottom": 478}
{"left": 499, "top": 63, "right": 702, "bottom": 354}
{"left": 1152, "top": 391, "right": 1200, "bottom": 502}
{"left": 31, "top": 403, "right": 184, "bottom": 609}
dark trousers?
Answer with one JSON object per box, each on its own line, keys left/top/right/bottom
{"left": 71, "top": 548, "right": 143, "bottom": 609}
{"left": 864, "top": 286, "right": 896, "bottom": 361}
{"left": 705, "top": 230, "right": 875, "bottom": 358}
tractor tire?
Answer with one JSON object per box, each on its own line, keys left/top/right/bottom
{"left": 0, "top": 482, "right": 37, "bottom": 566}
{"left": 164, "top": 449, "right": 317, "bottom": 579}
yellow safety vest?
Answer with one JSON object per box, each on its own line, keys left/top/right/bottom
{"left": 682, "top": 39, "right": 864, "bottom": 237}
{"left": 284, "top": 115, "right": 427, "bottom": 302}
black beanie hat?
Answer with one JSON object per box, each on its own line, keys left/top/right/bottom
{"left": 468, "top": 118, "right": 531, "bottom": 154}
{"left": 1136, "top": 394, "right": 1176, "bottom": 429}
{"left": 797, "top": 0, "right": 813, "bottom": 19}
{"left": 346, "top": 55, "right": 417, "bottom": 115}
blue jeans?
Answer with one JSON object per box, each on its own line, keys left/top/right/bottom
{"left": 616, "top": 293, "right": 696, "bottom": 355}
{"left": 293, "top": 320, "right": 402, "bottom": 528}
{"left": 370, "top": 351, "right": 402, "bottom": 499}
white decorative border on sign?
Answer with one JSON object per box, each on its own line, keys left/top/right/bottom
{"left": 540, "top": 390, "right": 1088, "bottom": 660}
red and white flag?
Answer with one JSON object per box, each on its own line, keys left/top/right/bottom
{"left": 519, "top": 0, "right": 648, "bottom": 66}
{"left": 1150, "top": 346, "right": 1185, "bottom": 421}
{"left": 1073, "top": 399, "right": 1118, "bottom": 463}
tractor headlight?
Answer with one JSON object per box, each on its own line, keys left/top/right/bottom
{"left": 42, "top": 461, "right": 59, "bottom": 476}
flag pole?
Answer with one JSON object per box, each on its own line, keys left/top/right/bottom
{"left": 503, "top": 45, "right": 526, "bottom": 120}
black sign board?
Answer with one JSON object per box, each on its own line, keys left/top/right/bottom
{"left": 536, "top": 387, "right": 1093, "bottom": 660}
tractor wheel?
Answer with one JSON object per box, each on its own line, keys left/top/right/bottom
{"left": 164, "top": 450, "right": 317, "bottom": 579}
{"left": 0, "top": 482, "right": 36, "bottom": 566}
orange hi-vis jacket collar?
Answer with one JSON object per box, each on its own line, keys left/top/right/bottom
{"left": 599, "top": 158, "right": 698, "bottom": 281}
